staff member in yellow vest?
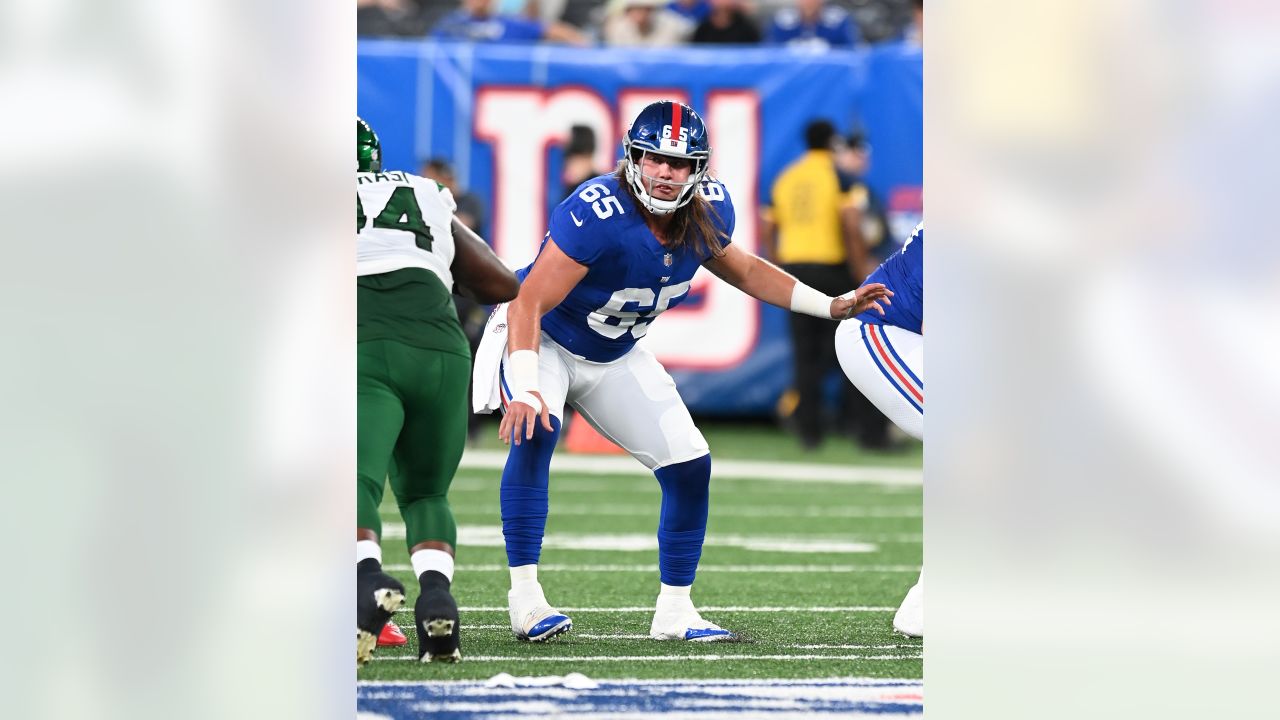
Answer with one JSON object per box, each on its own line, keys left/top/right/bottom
{"left": 761, "top": 120, "right": 879, "bottom": 450}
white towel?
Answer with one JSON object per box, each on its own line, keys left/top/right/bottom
{"left": 472, "top": 303, "right": 510, "bottom": 414}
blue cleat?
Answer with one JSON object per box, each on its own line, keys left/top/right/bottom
{"left": 683, "top": 626, "right": 735, "bottom": 641}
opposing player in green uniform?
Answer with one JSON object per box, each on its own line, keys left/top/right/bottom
{"left": 355, "top": 118, "right": 519, "bottom": 666}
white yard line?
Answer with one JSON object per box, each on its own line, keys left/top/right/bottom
{"left": 384, "top": 563, "right": 919, "bottom": 573}
{"left": 561, "top": 637, "right": 916, "bottom": 648}
{"left": 372, "top": 653, "right": 920, "bottom": 662}
{"left": 396, "top": 606, "right": 895, "bottom": 613}
{"left": 447, "top": 505, "right": 922, "bottom": 518}
{"left": 378, "top": 527, "right": 908, "bottom": 554}
{"left": 458, "top": 450, "right": 921, "bottom": 487}
{"left": 790, "top": 644, "right": 919, "bottom": 650}
{"left": 378, "top": 624, "right": 917, "bottom": 648}
{"left": 379, "top": 523, "right": 918, "bottom": 545}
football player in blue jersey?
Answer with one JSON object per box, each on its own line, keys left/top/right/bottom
{"left": 835, "top": 221, "right": 923, "bottom": 637}
{"left": 472, "top": 101, "right": 893, "bottom": 643}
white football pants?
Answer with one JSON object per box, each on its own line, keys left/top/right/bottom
{"left": 834, "top": 318, "right": 924, "bottom": 440}
{"left": 476, "top": 305, "right": 709, "bottom": 470}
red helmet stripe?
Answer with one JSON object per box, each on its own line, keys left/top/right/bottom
{"left": 669, "top": 103, "right": 682, "bottom": 148}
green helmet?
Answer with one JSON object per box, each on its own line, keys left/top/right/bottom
{"left": 357, "top": 117, "right": 381, "bottom": 173}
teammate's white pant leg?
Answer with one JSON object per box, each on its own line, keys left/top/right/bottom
{"left": 836, "top": 318, "right": 924, "bottom": 636}
{"left": 568, "top": 346, "right": 709, "bottom": 470}
{"left": 834, "top": 319, "right": 924, "bottom": 440}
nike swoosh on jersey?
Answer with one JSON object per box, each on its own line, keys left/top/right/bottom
{"left": 570, "top": 211, "right": 584, "bottom": 227}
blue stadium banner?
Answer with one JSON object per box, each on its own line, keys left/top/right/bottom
{"left": 358, "top": 40, "right": 921, "bottom": 415}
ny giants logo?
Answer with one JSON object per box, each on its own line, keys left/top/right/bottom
{"left": 474, "top": 88, "right": 761, "bottom": 370}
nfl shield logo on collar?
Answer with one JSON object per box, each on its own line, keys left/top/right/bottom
{"left": 664, "top": 253, "right": 673, "bottom": 267}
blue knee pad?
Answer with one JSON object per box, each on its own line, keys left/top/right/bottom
{"left": 500, "top": 415, "right": 561, "bottom": 567}
{"left": 654, "top": 453, "right": 712, "bottom": 586}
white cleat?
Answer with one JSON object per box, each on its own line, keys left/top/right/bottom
{"left": 508, "top": 584, "right": 572, "bottom": 642}
{"left": 893, "top": 578, "right": 924, "bottom": 638}
{"left": 650, "top": 597, "right": 737, "bottom": 642}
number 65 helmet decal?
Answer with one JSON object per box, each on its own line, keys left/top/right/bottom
{"left": 622, "top": 101, "right": 712, "bottom": 215}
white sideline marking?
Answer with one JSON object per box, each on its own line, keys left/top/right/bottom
{"left": 396, "top": 606, "right": 895, "bottom": 613}
{"left": 383, "top": 563, "right": 919, "bottom": 573}
{"left": 379, "top": 524, "right": 897, "bottom": 552}
{"left": 372, "top": 653, "right": 920, "bottom": 662}
{"left": 459, "top": 449, "right": 922, "bottom": 486}
{"left": 360, "top": 677, "right": 922, "bottom": 686}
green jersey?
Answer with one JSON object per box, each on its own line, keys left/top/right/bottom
{"left": 356, "top": 171, "right": 469, "bottom": 357}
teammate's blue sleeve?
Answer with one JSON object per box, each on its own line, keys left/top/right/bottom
{"left": 546, "top": 195, "right": 608, "bottom": 266}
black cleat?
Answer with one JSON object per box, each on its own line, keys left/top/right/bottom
{"left": 416, "top": 571, "right": 462, "bottom": 663}
{"left": 357, "top": 559, "right": 406, "bottom": 668}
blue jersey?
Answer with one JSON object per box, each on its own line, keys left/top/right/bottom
{"left": 518, "top": 174, "right": 735, "bottom": 363}
{"left": 767, "top": 7, "right": 857, "bottom": 48}
{"left": 857, "top": 223, "right": 922, "bottom": 333}
{"left": 431, "top": 11, "right": 543, "bottom": 43}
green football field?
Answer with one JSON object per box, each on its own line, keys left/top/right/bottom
{"left": 358, "top": 420, "right": 923, "bottom": 682}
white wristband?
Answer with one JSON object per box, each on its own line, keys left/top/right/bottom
{"left": 508, "top": 390, "right": 544, "bottom": 414}
{"left": 507, "top": 349, "right": 540, "bottom": 394}
{"left": 790, "top": 282, "right": 836, "bottom": 319}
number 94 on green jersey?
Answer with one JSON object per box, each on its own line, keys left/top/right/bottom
{"left": 357, "top": 170, "right": 457, "bottom": 287}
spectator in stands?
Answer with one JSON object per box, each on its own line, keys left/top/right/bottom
{"left": 602, "top": 0, "right": 694, "bottom": 46}
{"left": 668, "top": 0, "right": 712, "bottom": 24}
{"left": 691, "top": 0, "right": 761, "bottom": 44}
{"left": 766, "top": 0, "right": 858, "bottom": 49}
{"left": 904, "top": 0, "right": 922, "bottom": 47}
{"left": 555, "top": 0, "right": 602, "bottom": 31}
{"left": 432, "top": 0, "right": 588, "bottom": 44}
{"left": 762, "top": 120, "right": 877, "bottom": 450}
{"left": 357, "top": 0, "right": 430, "bottom": 37}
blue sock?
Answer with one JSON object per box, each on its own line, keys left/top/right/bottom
{"left": 654, "top": 453, "right": 712, "bottom": 586}
{"left": 500, "top": 415, "right": 561, "bottom": 567}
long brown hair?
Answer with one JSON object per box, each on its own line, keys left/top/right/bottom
{"left": 613, "top": 161, "right": 728, "bottom": 260}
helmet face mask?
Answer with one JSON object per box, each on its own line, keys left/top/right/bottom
{"left": 622, "top": 101, "right": 711, "bottom": 215}
{"left": 357, "top": 117, "right": 382, "bottom": 173}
